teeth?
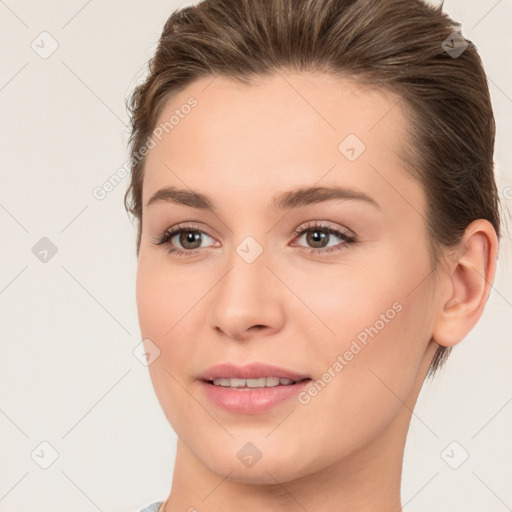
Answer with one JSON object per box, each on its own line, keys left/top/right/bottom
{"left": 212, "top": 377, "right": 297, "bottom": 388}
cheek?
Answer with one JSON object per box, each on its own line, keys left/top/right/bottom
{"left": 136, "top": 260, "right": 204, "bottom": 438}
{"left": 312, "top": 239, "right": 434, "bottom": 359}
{"left": 292, "top": 249, "right": 434, "bottom": 412}
{"left": 135, "top": 258, "right": 195, "bottom": 395}
{"left": 135, "top": 255, "right": 200, "bottom": 341}
{"left": 289, "top": 290, "right": 433, "bottom": 463}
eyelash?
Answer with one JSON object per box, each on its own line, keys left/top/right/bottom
{"left": 153, "top": 221, "right": 356, "bottom": 257}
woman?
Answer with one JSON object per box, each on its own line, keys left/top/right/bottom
{"left": 124, "top": 0, "right": 501, "bottom": 510}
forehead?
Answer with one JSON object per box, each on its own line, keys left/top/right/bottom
{"left": 142, "top": 72, "right": 421, "bottom": 214}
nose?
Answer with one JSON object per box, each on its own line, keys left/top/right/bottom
{"left": 208, "top": 241, "right": 286, "bottom": 341}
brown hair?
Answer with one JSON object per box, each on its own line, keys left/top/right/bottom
{"left": 124, "top": 0, "right": 501, "bottom": 377}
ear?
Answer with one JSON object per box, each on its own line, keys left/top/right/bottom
{"left": 432, "top": 219, "right": 499, "bottom": 348}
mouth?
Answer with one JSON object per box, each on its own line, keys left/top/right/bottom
{"left": 197, "top": 362, "right": 312, "bottom": 413}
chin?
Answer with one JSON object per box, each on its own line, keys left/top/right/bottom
{"left": 191, "top": 435, "right": 321, "bottom": 485}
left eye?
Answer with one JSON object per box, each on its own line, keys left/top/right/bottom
{"left": 292, "top": 224, "right": 355, "bottom": 252}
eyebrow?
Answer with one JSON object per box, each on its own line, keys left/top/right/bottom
{"left": 146, "top": 185, "right": 380, "bottom": 211}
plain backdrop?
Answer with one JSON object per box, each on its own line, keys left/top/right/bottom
{"left": 0, "top": 1, "right": 511, "bottom": 511}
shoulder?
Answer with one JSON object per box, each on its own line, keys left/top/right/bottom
{"left": 138, "top": 501, "right": 164, "bottom": 512}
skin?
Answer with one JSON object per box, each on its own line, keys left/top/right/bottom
{"left": 135, "top": 72, "right": 498, "bottom": 512}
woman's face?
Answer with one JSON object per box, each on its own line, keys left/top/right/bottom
{"left": 136, "top": 72, "right": 441, "bottom": 483}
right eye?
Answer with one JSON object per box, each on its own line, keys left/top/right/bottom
{"left": 154, "top": 223, "right": 218, "bottom": 256}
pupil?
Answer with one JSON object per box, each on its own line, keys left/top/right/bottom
{"left": 307, "top": 230, "right": 328, "bottom": 248}
{"left": 180, "top": 231, "right": 201, "bottom": 249}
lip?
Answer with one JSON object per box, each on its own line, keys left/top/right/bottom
{"left": 197, "top": 362, "right": 310, "bottom": 381}
{"left": 198, "top": 363, "right": 310, "bottom": 381}
{"left": 199, "top": 379, "right": 312, "bottom": 414}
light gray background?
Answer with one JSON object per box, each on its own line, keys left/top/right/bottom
{"left": 0, "top": 1, "right": 511, "bottom": 511}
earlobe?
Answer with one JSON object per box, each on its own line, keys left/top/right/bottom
{"left": 432, "top": 219, "right": 498, "bottom": 348}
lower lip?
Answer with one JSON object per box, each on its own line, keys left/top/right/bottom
{"left": 199, "top": 379, "right": 312, "bottom": 414}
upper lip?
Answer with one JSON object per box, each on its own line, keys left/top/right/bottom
{"left": 198, "top": 362, "right": 311, "bottom": 382}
